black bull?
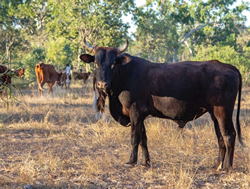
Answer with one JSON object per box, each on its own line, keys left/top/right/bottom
{"left": 80, "top": 38, "right": 243, "bottom": 171}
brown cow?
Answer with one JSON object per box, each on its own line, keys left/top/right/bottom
{"left": 10, "top": 68, "right": 25, "bottom": 78}
{"left": 0, "top": 65, "right": 11, "bottom": 96}
{"left": 73, "top": 71, "right": 91, "bottom": 84}
{"left": 35, "top": 62, "right": 62, "bottom": 96}
{"left": 60, "top": 72, "right": 72, "bottom": 90}
{"left": 80, "top": 37, "right": 243, "bottom": 171}
{"left": 0, "top": 65, "right": 11, "bottom": 84}
{"left": 93, "top": 69, "right": 107, "bottom": 120}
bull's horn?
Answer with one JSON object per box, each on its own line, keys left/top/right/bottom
{"left": 38, "top": 84, "right": 44, "bottom": 91}
{"left": 117, "top": 39, "right": 129, "bottom": 54}
{"left": 83, "top": 37, "right": 96, "bottom": 53}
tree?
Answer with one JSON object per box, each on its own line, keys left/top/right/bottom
{"left": 0, "top": 0, "right": 31, "bottom": 67}
{"left": 45, "top": 0, "right": 135, "bottom": 69}
{"left": 134, "top": 0, "right": 250, "bottom": 62}
{"left": 46, "top": 37, "right": 73, "bottom": 69}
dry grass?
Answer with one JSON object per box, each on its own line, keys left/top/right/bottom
{"left": 0, "top": 80, "right": 249, "bottom": 188}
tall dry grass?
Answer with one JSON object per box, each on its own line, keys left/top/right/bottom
{"left": 0, "top": 80, "right": 249, "bottom": 188}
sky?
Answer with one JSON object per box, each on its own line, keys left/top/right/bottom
{"left": 123, "top": 0, "right": 250, "bottom": 34}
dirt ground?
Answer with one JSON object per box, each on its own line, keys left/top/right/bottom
{"left": 0, "top": 79, "right": 249, "bottom": 188}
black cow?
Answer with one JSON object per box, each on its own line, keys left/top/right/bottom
{"left": 80, "top": 38, "right": 243, "bottom": 171}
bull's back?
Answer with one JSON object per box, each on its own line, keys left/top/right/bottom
{"left": 123, "top": 59, "right": 240, "bottom": 120}
{"left": 146, "top": 60, "right": 239, "bottom": 100}
{"left": 145, "top": 60, "right": 239, "bottom": 119}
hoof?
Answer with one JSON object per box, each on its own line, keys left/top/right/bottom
{"left": 220, "top": 167, "right": 233, "bottom": 173}
{"left": 141, "top": 163, "right": 150, "bottom": 168}
{"left": 213, "top": 161, "right": 222, "bottom": 171}
{"left": 125, "top": 161, "right": 137, "bottom": 167}
{"left": 142, "top": 160, "right": 151, "bottom": 168}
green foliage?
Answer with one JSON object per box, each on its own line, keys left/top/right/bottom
{"left": 46, "top": 37, "right": 73, "bottom": 69}
{"left": 193, "top": 45, "right": 239, "bottom": 64}
{"left": 192, "top": 44, "right": 250, "bottom": 81}
{"left": 135, "top": 0, "right": 249, "bottom": 63}
{"left": 0, "top": 0, "right": 250, "bottom": 84}
{"left": 22, "top": 47, "right": 46, "bottom": 81}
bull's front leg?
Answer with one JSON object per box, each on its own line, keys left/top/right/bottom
{"left": 127, "top": 121, "right": 140, "bottom": 165}
{"left": 140, "top": 123, "right": 150, "bottom": 167}
{"left": 126, "top": 105, "right": 149, "bottom": 166}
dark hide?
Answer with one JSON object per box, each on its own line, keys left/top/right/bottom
{"left": 0, "top": 65, "right": 12, "bottom": 96}
{"left": 35, "top": 62, "right": 62, "bottom": 96}
{"left": 0, "top": 65, "right": 11, "bottom": 84}
{"left": 80, "top": 45, "right": 242, "bottom": 171}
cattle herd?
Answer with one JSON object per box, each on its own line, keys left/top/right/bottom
{"left": 0, "top": 38, "right": 245, "bottom": 172}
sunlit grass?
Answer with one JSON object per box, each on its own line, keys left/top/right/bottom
{"left": 0, "top": 81, "right": 249, "bottom": 188}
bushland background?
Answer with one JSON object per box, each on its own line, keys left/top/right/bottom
{"left": 1, "top": 0, "right": 250, "bottom": 82}
{"left": 1, "top": 0, "right": 250, "bottom": 188}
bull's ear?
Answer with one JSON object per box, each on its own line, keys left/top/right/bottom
{"left": 116, "top": 55, "right": 131, "bottom": 65}
{"left": 80, "top": 54, "right": 95, "bottom": 63}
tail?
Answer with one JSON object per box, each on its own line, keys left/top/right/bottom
{"left": 35, "top": 64, "right": 44, "bottom": 91}
{"left": 38, "top": 83, "right": 44, "bottom": 91}
{"left": 236, "top": 70, "right": 243, "bottom": 146}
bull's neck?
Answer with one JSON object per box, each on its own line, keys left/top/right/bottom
{"left": 108, "top": 63, "right": 130, "bottom": 98}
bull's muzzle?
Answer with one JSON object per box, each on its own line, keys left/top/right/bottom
{"left": 97, "top": 81, "right": 108, "bottom": 89}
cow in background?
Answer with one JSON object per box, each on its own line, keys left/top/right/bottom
{"left": 0, "top": 65, "right": 12, "bottom": 96}
{"left": 80, "top": 37, "right": 243, "bottom": 171}
{"left": 10, "top": 68, "right": 25, "bottom": 78}
{"left": 93, "top": 69, "right": 107, "bottom": 120}
{"left": 60, "top": 66, "right": 71, "bottom": 90}
{"left": 73, "top": 71, "right": 91, "bottom": 84}
{"left": 0, "top": 65, "right": 11, "bottom": 84}
{"left": 35, "top": 62, "right": 62, "bottom": 96}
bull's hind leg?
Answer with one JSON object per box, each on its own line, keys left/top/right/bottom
{"left": 213, "top": 106, "right": 236, "bottom": 171}
{"left": 48, "top": 83, "right": 53, "bottom": 96}
{"left": 210, "top": 113, "right": 226, "bottom": 170}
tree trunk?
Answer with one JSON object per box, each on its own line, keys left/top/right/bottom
{"left": 5, "top": 34, "right": 14, "bottom": 68}
{"left": 173, "top": 48, "right": 177, "bottom": 63}
{"left": 6, "top": 46, "right": 11, "bottom": 68}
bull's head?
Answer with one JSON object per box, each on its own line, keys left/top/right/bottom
{"left": 80, "top": 37, "right": 129, "bottom": 90}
